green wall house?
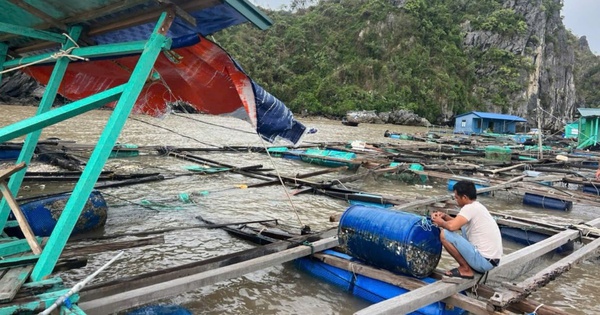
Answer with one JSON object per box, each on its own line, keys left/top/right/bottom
{"left": 577, "top": 108, "right": 600, "bottom": 149}
{"left": 564, "top": 121, "right": 579, "bottom": 139}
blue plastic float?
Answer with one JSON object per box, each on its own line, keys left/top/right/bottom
{"left": 583, "top": 185, "right": 600, "bottom": 195}
{"left": 0, "top": 145, "right": 21, "bottom": 160}
{"left": 126, "top": 305, "right": 193, "bottom": 315}
{"left": 295, "top": 250, "right": 465, "bottom": 315}
{"left": 500, "top": 227, "right": 573, "bottom": 253}
{"left": 522, "top": 192, "right": 573, "bottom": 211}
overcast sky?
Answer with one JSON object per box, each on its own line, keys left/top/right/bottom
{"left": 562, "top": 0, "right": 599, "bottom": 54}
{"left": 250, "top": 0, "right": 599, "bottom": 54}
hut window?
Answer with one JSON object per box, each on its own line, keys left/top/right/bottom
{"left": 461, "top": 120, "right": 466, "bottom": 127}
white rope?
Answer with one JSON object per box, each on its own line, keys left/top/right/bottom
{"left": 258, "top": 137, "right": 304, "bottom": 227}
{"left": 531, "top": 303, "right": 544, "bottom": 314}
{"left": 1, "top": 33, "right": 88, "bottom": 75}
{"left": 570, "top": 224, "right": 600, "bottom": 237}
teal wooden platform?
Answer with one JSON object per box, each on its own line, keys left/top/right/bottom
{"left": 1, "top": 0, "right": 273, "bottom": 313}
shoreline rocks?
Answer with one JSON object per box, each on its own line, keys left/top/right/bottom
{"left": 345, "top": 110, "right": 431, "bottom": 127}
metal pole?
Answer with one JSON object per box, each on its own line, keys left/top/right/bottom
{"left": 39, "top": 251, "right": 124, "bottom": 315}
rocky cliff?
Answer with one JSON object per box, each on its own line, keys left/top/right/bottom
{"left": 460, "top": 0, "right": 575, "bottom": 131}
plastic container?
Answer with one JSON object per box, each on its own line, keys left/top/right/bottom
{"left": 338, "top": 205, "right": 441, "bottom": 278}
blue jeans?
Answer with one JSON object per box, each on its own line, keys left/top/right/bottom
{"left": 443, "top": 229, "right": 494, "bottom": 273}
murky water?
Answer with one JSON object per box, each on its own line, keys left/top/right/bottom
{"left": 1, "top": 105, "right": 598, "bottom": 314}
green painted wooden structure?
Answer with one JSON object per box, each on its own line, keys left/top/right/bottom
{"left": 0, "top": 0, "right": 272, "bottom": 314}
{"left": 576, "top": 108, "right": 600, "bottom": 149}
{"left": 564, "top": 121, "right": 579, "bottom": 139}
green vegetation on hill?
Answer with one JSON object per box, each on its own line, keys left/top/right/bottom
{"left": 213, "top": 0, "right": 596, "bottom": 121}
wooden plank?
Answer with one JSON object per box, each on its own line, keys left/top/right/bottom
{"left": 156, "top": 0, "right": 196, "bottom": 26}
{"left": 0, "top": 163, "right": 26, "bottom": 182}
{"left": 0, "top": 255, "right": 38, "bottom": 270}
{"left": 490, "top": 163, "right": 526, "bottom": 174}
{"left": 0, "top": 265, "right": 33, "bottom": 303}
{"left": 0, "top": 238, "right": 43, "bottom": 257}
{"left": 0, "top": 21, "right": 65, "bottom": 43}
{"left": 80, "top": 230, "right": 335, "bottom": 301}
{"left": 472, "top": 283, "right": 571, "bottom": 315}
{"left": 61, "top": 236, "right": 165, "bottom": 259}
{"left": 79, "top": 236, "right": 339, "bottom": 315}
{"left": 354, "top": 218, "right": 600, "bottom": 315}
{"left": 0, "top": 250, "right": 33, "bottom": 303}
{"left": 489, "top": 235, "right": 600, "bottom": 309}
{"left": 247, "top": 166, "right": 348, "bottom": 188}
{"left": 0, "top": 182, "right": 42, "bottom": 255}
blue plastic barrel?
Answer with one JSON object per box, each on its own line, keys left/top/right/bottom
{"left": 447, "top": 179, "right": 488, "bottom": 192}
{"left": 500, "top": 227, "right": 573, "bottom": 253}
{"left": 338, "top": 205, "right": 441, "bottom": 278}
{"left": 583, "top": 185, "right": 600, "bottom": 195}
{"left": 126, "top": 305, "right": 192, "bottom": 315}
{"left": 522, "top": 193, "right": 573, "bottom": 211}
{"left": 9, "top": 190, "right": 107, "bottom": 237}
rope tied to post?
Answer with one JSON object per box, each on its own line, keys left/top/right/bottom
{"left": 0, "top": 33, "right": 88, "bottom": 75}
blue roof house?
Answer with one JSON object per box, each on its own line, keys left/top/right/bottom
{"left": 454, "top": 111, "right": 527, "bottom": 134}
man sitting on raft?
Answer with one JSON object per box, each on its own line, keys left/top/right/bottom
{"left": 430, "top": 180, "right": 503, "bottom": 279}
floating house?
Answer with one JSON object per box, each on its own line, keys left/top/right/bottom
{"left": 576, "top": 108, "right": 600, "bottom": 149}
{"left": 453, "top": 111, "right": 527, "bottom": 134}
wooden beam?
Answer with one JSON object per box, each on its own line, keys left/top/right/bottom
{"left": 61, "top": 236, "right": 165, "bottom": 259}
{"left": 157, "top": 0, "right": 197, "bottom": 27}
{"left": 353, "top": 218, "right": 600, "bottom": 315}
{"left": 0, "top": 252, "right": 33, "bottom": 303}
{"left": 6, "top": 41, "right": 148, "bottom": 68}
{"left": 0, "top": 22, "right": 65, "bottom": 43}
{"left": 80, "top": 230, "right": 334, "bottom": 301}
{"left": 489, "top": 235, "right": 600, "bottom": 309}
{"left": 79, "top": 236, "right": 339, "bottom": 315}
{"left": 0, "top": 182, "right": 42, "bottom": 255}
{"left": 472, "top": 283, "right": 572, "bottom": 315}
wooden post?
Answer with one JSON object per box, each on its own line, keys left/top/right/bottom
{"left": 0, "top": 163, "right": 42, "bottom": 255}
